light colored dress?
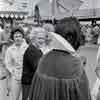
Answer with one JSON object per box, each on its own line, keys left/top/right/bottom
{"left": 5, "top": 40, "right": 28, "bottom": 80}
{"left": 5, "top": 39, "right": 28, "bottom": 100}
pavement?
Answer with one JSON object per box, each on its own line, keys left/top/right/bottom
{"left": 79, "top": 44, "right": 98, "bottom": 90}
{"left": 0, "top": 44, "right": 99, "bottom": 100}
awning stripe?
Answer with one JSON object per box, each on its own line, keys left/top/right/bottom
{"left": 0, "top": 11, "right": 28, "bottom": 19}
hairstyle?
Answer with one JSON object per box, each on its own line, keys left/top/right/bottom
{"left": 30, "top": 27, "right": 46, "bottom": 39}
{"left": 42, "top": 23, "right": 55, "bottom": 32}
{"left": 10, "top": 26, "right": 24, "bottom": 40}
{"left": 55, "top": 17, "right": 81, "bottom": 50}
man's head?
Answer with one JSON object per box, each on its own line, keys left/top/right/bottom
{"left": 55, "top": 17, "right": 81, "bottom": 50}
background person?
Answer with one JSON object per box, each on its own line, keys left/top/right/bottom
{"left": 0, "top": 23, "right": 13, "bottom": 60}
{"left": 5, "top": 26, "right": 28, "bottom": 100}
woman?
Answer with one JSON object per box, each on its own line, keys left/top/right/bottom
{"left": 5, "top": 26, "right": 28, "bottom": 100}
{"left": 29, "top": 17, "right": 91, "bottom": 100}
{"left": 21, "top": 27, "right": 49, "bottom": 100}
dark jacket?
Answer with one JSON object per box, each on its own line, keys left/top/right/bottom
{"left": 21, "top": 44, "right": 42, "bottom": 85}
{"left": 29, "top": 49, "right": 91, "bottom": 100}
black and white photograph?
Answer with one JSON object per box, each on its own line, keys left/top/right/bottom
{"left": 0, "top": 0, "right": 100, "bottom": 100}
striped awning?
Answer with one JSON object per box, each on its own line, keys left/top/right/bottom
{"left": 0, "top": 11, "right": 28, "bottom": 19}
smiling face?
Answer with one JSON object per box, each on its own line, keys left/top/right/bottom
{"left": 35, "top": 32, "right": 46, "bottom": 46}
{"left": 30, "top": 27, "right": 47, "bottom": 48}
{"left": 13, "top": 31, "right": 24, "bottom": 46}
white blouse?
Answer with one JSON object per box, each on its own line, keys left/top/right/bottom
{"left": 5, "top": 40, "right": 28, "bottom": 80}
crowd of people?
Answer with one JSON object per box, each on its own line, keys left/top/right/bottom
{"left": 0, "top": 17, "right": 100, "bottom": 100}
{"left": 81, "top": 24, "right": 100, "bottom": 44}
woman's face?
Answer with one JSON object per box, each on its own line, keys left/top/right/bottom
{"left": 30, "top": 29, "right": 46, "bottom": 48}
{"left": 13, "top": 31, "right": 23, "bottom": 46}
{"left": 35, "top": 32, "right": 46, "bottom": 48}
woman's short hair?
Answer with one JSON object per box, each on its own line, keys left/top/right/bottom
{"left": 43, "top": 23, "right": 55, "bottom": 32}
{"left": 55, "top": 17, "right": 81, "bottom": 50}
{"left": 29, "top": 27, "right": 46, "bottom": 40}
{"left": 10, "top": 26, "right": 24, "bottom": 40}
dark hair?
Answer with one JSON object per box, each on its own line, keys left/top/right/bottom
{"left": 55, "top": 17, "right": 81, "bottom": 50}
{"left": 10, "top": 26, "right": 24, "bottom": 40}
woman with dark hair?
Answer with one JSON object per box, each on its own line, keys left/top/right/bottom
{"left": 55, "top": 17, "right": 81, "bottom": 50}
{"left": 5, "top": 26, "right": 28, "bottom": 100}
{"left": 10, "top": 26, "right": 25, "bottom": 40}
{"left": 29, "top": 17, "right": 91, "bottom": 100}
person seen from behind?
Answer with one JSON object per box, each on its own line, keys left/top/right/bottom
{"left": 29, "top": 17, "right": 91, "bottom": 100}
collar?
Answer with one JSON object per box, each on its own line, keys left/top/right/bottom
{"left": 12, "top": 39, "right": 28, "bottom": 49}
{"left": 49, "top": 32, "right": 75, "bottom": 54}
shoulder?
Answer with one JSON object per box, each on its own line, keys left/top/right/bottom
{"left": 29, "top": 44, "right": 42, "bottom": 53}
{"left": 39, "top": 50, "right": 81, "bottom": 67}
{"left": 0, "top": 31, "right": 4, "bottom": 37}
{"left": 22, "top": 42, "right": 29, "bottom": 52}
{"left": 6, "top": 44, "right": 15, "bottom": 55}
{"left": 1, "top": 30, "right": 6, "bottom": 36}
{"left": 25, "top": 44, "right": 42, "bottom": 56}
{"left": 7, "top": 44, "right": 15, "bottom": 50}
{"left": 38, "top": 50, "right": 56, "bottom": 64}
{"left": 72, "top": 53, "right": 81, "bottom": 60}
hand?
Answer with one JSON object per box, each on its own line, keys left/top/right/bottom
{"left": 8, "top": 39, "right": 14, "bottom": 43}
{"left": 0, "top": 67, "right": 8, "bottom": 80}
{"left": 1, "top": 41, "right": 8, "bottom": 44}
{"left": 80, "top": 56, "right": 87, "bottom": 67}
{"left": 95, "top": 67, "right": 100, "bottom": 78}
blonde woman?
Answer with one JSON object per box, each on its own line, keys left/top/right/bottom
{"left": 21, "top": 27, "right": 48, "bottom": 100}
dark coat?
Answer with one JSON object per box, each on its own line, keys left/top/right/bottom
{"left": 21, "top": 44, "right": 42, "bottom": 85}
{"left": 29, "top": 49, "right": 91, "bottom": 100}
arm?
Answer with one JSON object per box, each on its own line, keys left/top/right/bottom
{"left": 0, "top": 32, "right": 13, "bottom": 46}
{"left": 21, "top": 48, "right": 42, "bottom": 85}
{"left": 0, "top": 32, "right": 7, "bottom": 44}
{"left": 21, "top": 50, "right": 30, "bottom": 84}
{"left": 4, "top": 48, "right": 14, "bottom": 74}
{"left": 97, "top": 46, "right": 100, "bottom": 65}
{"left": 97, "top": 36, "right": 100, "bottom": 45}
